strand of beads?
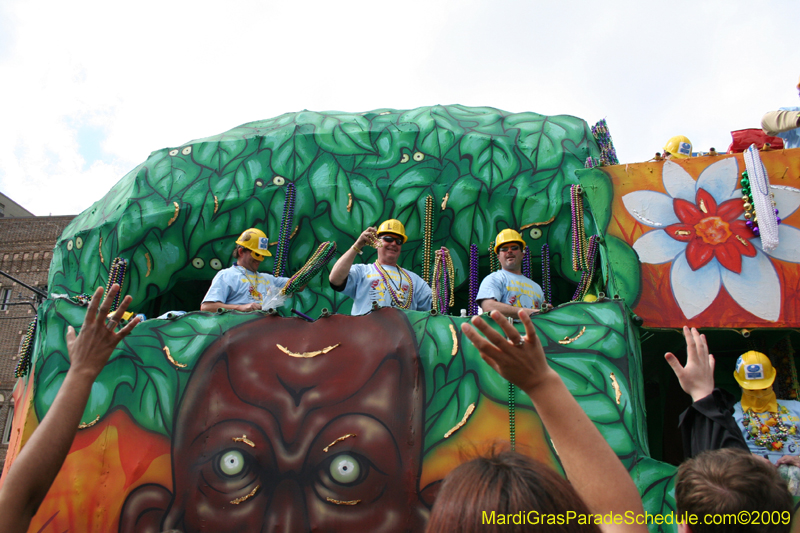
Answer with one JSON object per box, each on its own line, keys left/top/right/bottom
{"left": 280, "top": 241, "right": 337, "bottom": 295}
{"left": 274, "top": 183, "right": 296, "bottom": 277}
{"left": 468, "top": 244, "right": 479, "bottom": 315}
{"left": 508, "top": 382, "right": 516, "bottom": 451}
{"left": 740, "top": 170, "right": 780, "bottom": 239}
{"left": 423, "top": 195, "right": 434, "bottom": 283}
{"left": 374, "top": 262, "right": 414, "bottom": 308}
{"left": 743, "top": 145, "right": 780, "bottom": 252}
{"left": 591, "top": 118, "right": 619, "bottom": 166}
{"left": 431, "top": 247, "right": 455, "bottom": 314}
{"left": 541, "top": 244, "right": 552, "bottom": 306}
{"left": 742, "top": 408, "right": 796, "bottom": 451}
{"left": 104, "top": 258, "right": 128, "bottom": 311}
{"left": 572, "top": 235, "right": 599, "bottom": 301}
{"left": 489, "top": 244, "right": 500, "bottom": 273}
{"left": 522, "top": 246, "right": 531, "bottom": 280}
{"left": 14, "top": 317, "right": 38, "bottom": 378}
{"left": 571, "top": 185, "right": 588, "bottom": 271}
{"left": 70, "top": 293, "right": 93, "bottom": 306}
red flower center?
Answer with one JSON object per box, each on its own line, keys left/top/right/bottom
{"left": 666, "top": 189, "right": 757, "bottom": 274}
{"left": 695, "top": 217, "right": 731, "bottom": 245}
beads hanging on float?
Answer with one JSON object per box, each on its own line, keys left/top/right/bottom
{"left": 741, "top": 170, "right": 780, "bottom": 238}
{"left": 468, "top": 244, "right": 479, "bottom": 316}
{"left": 104, "top": 258, "right": 128, "bottom": 311}
{"left": 541, "top": 243, "right": 552, "bottom": 307}
{"left": 14, "top": 317, "right": 37, "bottom": 378}
{"left": 431, "top": 247, "right": 455, "bottom": 315}
{"left": 423, "top": 196, "right": 434, "bottom": 284}
{"left": 274, "top": 183, "right": 296, "bottom": 277}
{"left": 572, "top": 235, "right": 599, "bottom": 301}
{"left": 571, "top": 185, "right": 589, "bottom": 272}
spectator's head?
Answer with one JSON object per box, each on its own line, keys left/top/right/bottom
{"left": 663, "top": 135, "right": 693, "bottom": 159}
{"left": 676, "top": 448, "right": 792, "bottom": 533}
{"left": 733, "top": 351, "right": 777, "bottom": 413}
{"left": 426, "top": 449, "right": 600, "bottom": 533}
{"left": 232, "top": 228, "right": 271, "bottom": 270}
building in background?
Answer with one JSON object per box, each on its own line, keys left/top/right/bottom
{"left": 0, "top": 193, "right": 73, "bottom": 474}
{"left": 0, "top": 192, "right": 34, "bottom": 218}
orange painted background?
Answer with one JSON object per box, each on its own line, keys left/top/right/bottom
{"left": 602, "top": 149, "right": 800, "bottom": 328}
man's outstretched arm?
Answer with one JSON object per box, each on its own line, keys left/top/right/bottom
{"left": 0, "top": 284, "right": 140, "bottom": 533}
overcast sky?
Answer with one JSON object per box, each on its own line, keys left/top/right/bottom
{"left": 1, "top": 0, "right": 798, "bottom": 216}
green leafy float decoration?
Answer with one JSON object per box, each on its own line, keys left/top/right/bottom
{"left": 32, "top": 105, "right": 674, "bottom": 524}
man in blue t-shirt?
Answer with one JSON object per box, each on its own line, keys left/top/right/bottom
{"left": 201, "top": 228, "right": 289, "bottom": 312}
{"left": 477, "top": 229, "right": 543, "bottom": 318}
{"left": 328, "top": 219, "right": 432, "bottom": 315}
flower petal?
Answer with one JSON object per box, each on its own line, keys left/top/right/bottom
{"left": 633, "top": 229, "right": 687, "bottom": 263}
{"left": 686, "top": 238, "right": 714, "bottom": 270}
{"left": 622, "top": 191, "right": 680, "bottom": 227}
{"left": 674, "top": 198, "right": 703, "bottom": 225}
{"left": 714, "top": 242, "right": 742, "bottom": 274}
{"left": 771, "top": 185, "right": 800, "bottom": 219}
{"left": 695, "top": 157, "right": 739, "bottom": 204}
{"left": 761, "top": 224, "right": 800, "bottom": 263}
{"left": 663, "top": 161, "right": 697, "bottom": 202}
{"left": 695, "top": 189, "right": 718, "bottom": 216}
{"left": 717, "top": 198, "right": 744, "bottom": 222}
{"left": 721, "top": 252, "right": 780, "bottom": 321}
{"left": 671, "top": 253, "right": 721, "bottom": 319}
{"left": 664, "top": 224, "right": 694, "bottom": 242}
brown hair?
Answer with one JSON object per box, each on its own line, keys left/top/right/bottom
{"left": 426, "top": 449, "right": 601, "bottom": 533}
{"left": 676, "top": 448, "right": 792, "bottom": 533}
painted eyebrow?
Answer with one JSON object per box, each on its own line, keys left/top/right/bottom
{"left": 276, "top": 343, "right": 340, "bottom": 358}
{"left": 323, "top": 434, "right": 356, "bottom": 453}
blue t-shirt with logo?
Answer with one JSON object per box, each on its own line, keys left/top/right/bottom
{"left": 203, "top": 265, "right": 289, "bottom": 307}
{"left": 342, "top": 263, "right": 432, "bottom": 316}
{"left": 476, "top": 270, "right": 543, "bottom": 310}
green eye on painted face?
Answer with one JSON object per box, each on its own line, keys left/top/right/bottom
{"left": 210, "top": 258, "right": 222, "bottom": 270}
{"left": 330, "top": 454, "right": 361, "bottom": 484}
{"left": 192, "top": 257, "right": 205, "bottom": 269}
{"left": 219, "top": 450, "right": 245, "bottom": 477}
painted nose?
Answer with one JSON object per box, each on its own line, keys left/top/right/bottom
{"left": 263, "top": 478, "right": 310, "bottom": 532}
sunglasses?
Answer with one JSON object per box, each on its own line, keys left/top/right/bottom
{"left": 380, "top": 235, "right": 404, "bottom": 246}
{"left": 499, "top": 245, "right": 521, "bottom": 253}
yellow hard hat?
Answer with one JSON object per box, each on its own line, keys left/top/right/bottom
{"left": 663, "top": 135, "right": 693, "bottom": 159}
{"left": 733, "top": 351, "right": 776, "bottom": 390}
{"left": 377, "top": 219, "right": 408, "bottom": 243}
{"left": 235, "top": 228, "right": 272, "bottom": 260}
{"left": 493, "top": 229, "right": 525, "bottom": 254}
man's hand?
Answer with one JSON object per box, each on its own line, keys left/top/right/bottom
{"left": 238, "top": 302, "right": 261, "bottom": 312}
{"left": 67, "top": 284, "right": 140, "bottom": 380}
{"left": 355, "top": 226, "right": 377, "bottom": 249}
{"left": 461, "top": 309, "right": 556, "bottom": 394}
{"left": 665, "top": 326, "right": 715, "bottom": 402}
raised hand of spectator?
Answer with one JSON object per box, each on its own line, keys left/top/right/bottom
{"left": 67, "top": 284, "right": 139, "bottom": 379}
{"left": 0, "top": 284, "right": 139, "bottom": 533}
{"left": 665, "top": 326, "right": 715, "bottom": 402}
{"left": 460, "top": 309, "right": 553, "bottom": 393}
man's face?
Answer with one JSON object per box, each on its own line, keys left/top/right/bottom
{"left": 237, "top": 247, "right": 263, "bottom": 272}
{"left": 376, "top": 233, "right": 403, "bottom": 266}
{"left": 123, "top": 310, "right": 426, "bottom": 533}
{"left": 498, "top": 243, "right": 523, "bottom": 273}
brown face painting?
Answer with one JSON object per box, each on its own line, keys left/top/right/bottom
{"left": 120, "top": 308, "right": 427, "bottom": 532}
